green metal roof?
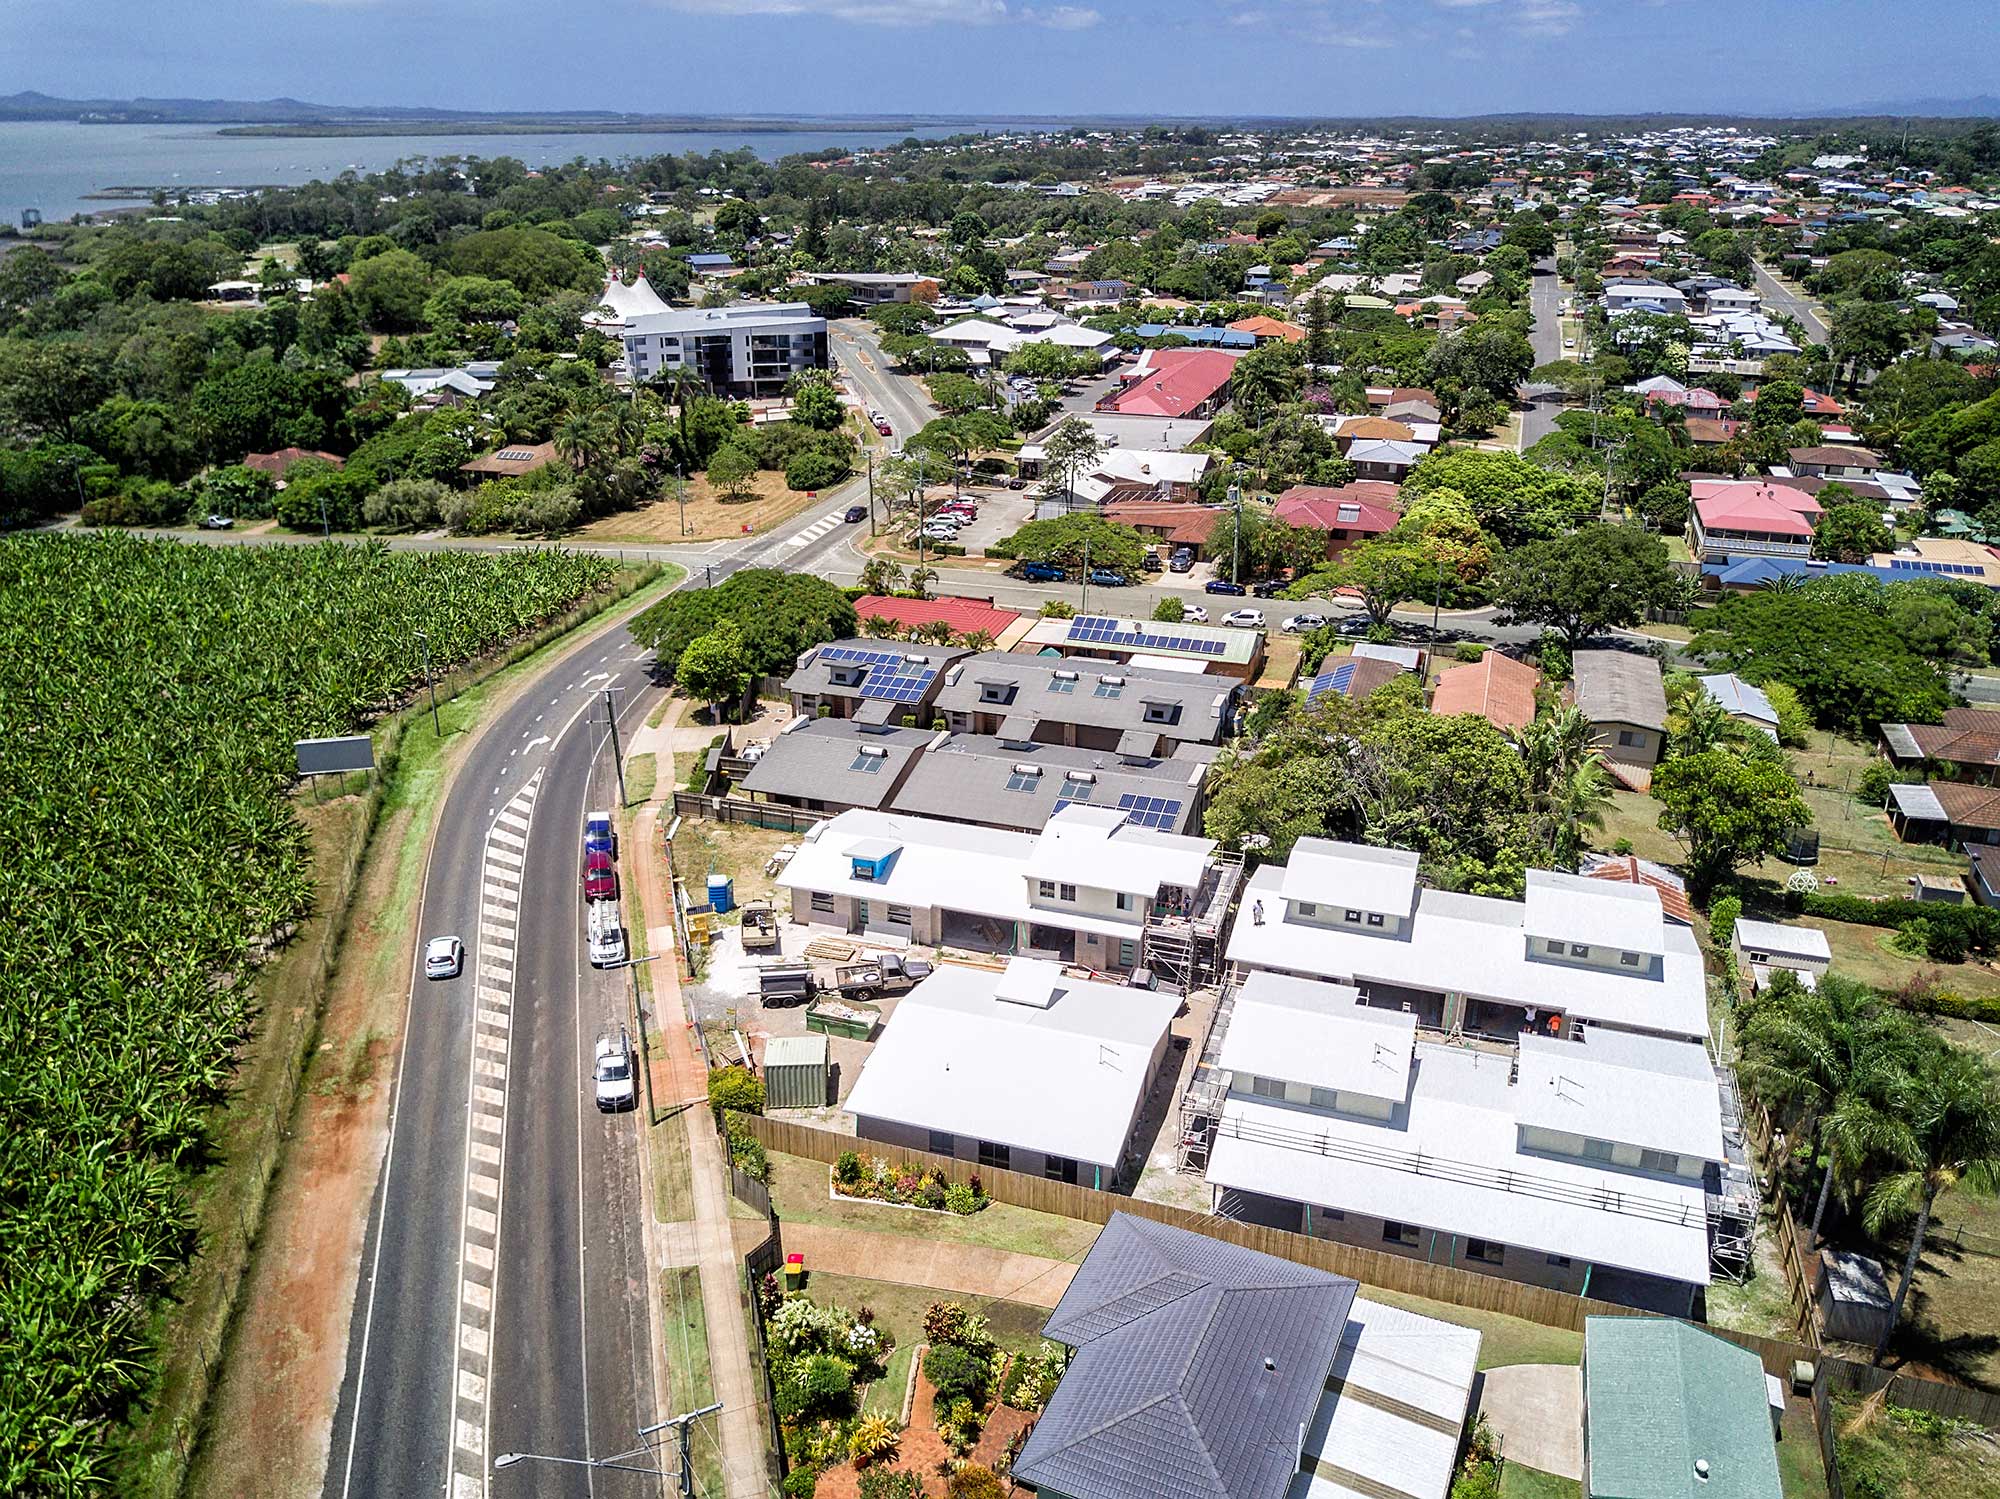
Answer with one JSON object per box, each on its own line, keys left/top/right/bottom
{"left": 1584, "top": 1317, "right": 1781, "bottom": 1499}
{"left": 763, "top": 1034, "right": 828, "bottom": 1069}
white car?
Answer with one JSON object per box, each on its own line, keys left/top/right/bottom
{"left": 594, "top": 1028, "right": 638, "bottom": 1112}
{"left": 1182, "top": 603, "right": 1209, "bottom": 623}
{"left": 1222, "top": 608, "right": 1266, "bottom": 629}
{"left": 1282, "top": 612, "right": 1328, "bottom": 634}
{"left": 424, "top": 935, "right": 464, "bottom": 980}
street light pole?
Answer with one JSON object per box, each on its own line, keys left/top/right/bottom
{"left": 1228, "top": 481, "right": 1243, "bottom": 587}
{"left": 867, "top": 448, "right": 877, "bottom": 538}
{"left": 603, "top": 687, "right": 629, "bottom": 807}
{"left": 676, "top": 463, "right": 688, "bottom": 537}
{"left": 494, "top": 1403, "right": 723, "bottom": 1497}
{"left": 415, "top": 629, "right": 441, "bottom": 737}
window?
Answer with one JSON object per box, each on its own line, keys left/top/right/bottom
{"left": 888, "top": 905, "right": 912, "bottom": 926}
{"left": 1297, "top": 902, "right": 1317, "bottom": 917}
{"left": 1059, "top": 883, "right": 1078, "bottom": 902}
{"left": 1367, "top": 912, "right": 1385, "bottom": 927}
{"left": 1345, "top": 909, "right": 1363, "bottom": 924}
{"left": 1047, "top": 676, "right": 1077, "bottom": 694}
{"left": 1308, "top": 1085, "right": 1339, "bottom": 1110}
{"left": 1093, "top": 680, "right": 1123, "bottom": 699}
{"left": 977, "top": 1141, "right": 1011, "bottom": 1171}
{"left": 850, "top": 750, "right": 887, "bottom": 773}
{"left": 980, "top": 682, "right": 1013, "bottom": 704}
{"left": 1007, "top": 769, "right": 1042, "bottom": 793}
{"left": 1321, "top": 1208, "right": 1346, "bottom": 1221}
{"left": 1640, "top": 1148, "right": 1681, "bottom": 1174}
{"left": 1044, "top": 1155, "right": 1079, "bottom": 1184}
{"left": 1583, "top": 1138, "right": 1616, "bottom": 1163}
{"left": 1617, "top": 729, "right": 1644, "bottom": 748}
{"left": 1620, "top": 951, "right": 1640, "bottom": 966}
{"left": 853, "top": 863, "right": 877, "bottom": 884}
{"left": 1547, "top": 1253, "right": 1572, "bottom": 1268}
{"left": 1038, "top": 879, "right": 1056, "bottom": 898}
{"left": 1250, "top": 1075, "right": 1286, "bottom": 1100}
{"left": 1465, "top": 1239, "right": 1505, "bottom": 1266}
{"left": 1382, "top": 1221, "right": 1421, "bottom": 1248}
{"left": 1143, "top": 701, "right": 1178, "bottom": 724}
{"left": 811, "top": 893, "right": 834, "bottom": 914}
{"left": 928, "top": 1130, "right": 955, "bottom": 1154}
{"left": 1569, "top": 943, "right": 1591, "bottom": 958}
{"left": 1115, "top": 892, "right": 1135, "bottom": 913}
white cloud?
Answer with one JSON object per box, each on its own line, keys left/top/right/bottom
{"left": 1311, "top": 27, "right": 1396, "bottom": 47}
{"left": 664, "top": 0, "right": 1011, "bottom": 24}
{"left": 1518, "top": 0, "right": 1580, "bottom": 34}
{"left": 1030, "top": 4, "right": 1102, "bottom": 27}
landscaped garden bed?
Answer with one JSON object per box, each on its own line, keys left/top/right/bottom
{"left": 831, "top": 1151, "right": 990, "bottom": 1216}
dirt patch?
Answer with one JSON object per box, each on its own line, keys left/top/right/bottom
{"left": 574, "top": 469, "right": 835, "bottom": 544}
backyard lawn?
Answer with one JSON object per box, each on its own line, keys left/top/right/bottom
{"left": 1500, "top": 1465, "right": 1581, "bottom": 1499}
{"left": 1832, "top": 1393, "right": 2000, "bottom": 1499}
{"left": 1361, "top": 1287, "right": 1582, "bottom": 1371}
{"left": 766, "top": 1151, "right": 1103, "bottom": 1262}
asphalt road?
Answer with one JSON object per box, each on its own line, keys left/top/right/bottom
{"left": 1751, "top": 260, "right": 1830, "bottom": 345}
{"left": 325, "top": 615, "right": 663, "bottom": 1499}
{"left": 1521, "top": 260, "right": 1568, "bottom": 451}
{"left": 831, "top": 320, "right": 936, "bottom": 440}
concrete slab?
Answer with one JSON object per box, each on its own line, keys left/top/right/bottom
{"left": 1477, "top": 1363, "right": 1584, "bottom": 1480}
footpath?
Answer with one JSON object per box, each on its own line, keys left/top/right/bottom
{"left": 628, "top": 709, "right": 773, "bottom": 1499}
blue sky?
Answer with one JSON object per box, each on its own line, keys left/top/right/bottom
{"left": 2, "top": 0, "right": 1994, "bottom": 119}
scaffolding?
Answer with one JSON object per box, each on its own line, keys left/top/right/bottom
{"left": 1707, "top": 1043, "right": 1761, "bottom": 1279}
{"left": 1143, "top": 851, "right": 1242, "bottom": 993}
{"left": 1176, "top": 966, "right": 1242, "bottom": 1174}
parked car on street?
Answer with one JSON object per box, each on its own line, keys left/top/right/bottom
{"left": 583, "top": 810, "right": 615, "bottom": 858}
{"left": 1017, "top": 561, "right": 1065, "bottom": 581}
{"left": 583, "top": 849, "right": 617, "bottom": 902}
{"left": 1182, "top": 604, "right": 1209, "bottom": 623}
{"left": 593, "top": 1027, "right": 637, "bottom": 1111}
{"left": 1222, "top": 608, "right": 1266, "bottom": 629}
{"left": 1008, "top": 476, "right": 1028, "bottom": 490}
{"left": 1251, "top": 579, "right": 1287, "bottom": 598}
{"left": 424, "top": 935, "right": 465, "bottom": 981}
{"left": 1282, "top": 612, "right": 1328, "bottom": 633}
{"left": 1204, "top": 578, "right": 1247, "bottom": 596}
{"left": 1339, "top": 615, "right": 1373, "bottom": 636}
{"left": 199, "top": 514, "right": 234, "bottom": 530}
{"left": 874, "top": 418, "right": 893, "bottom": 436}
{"left": 1089, "top": 569, "right": 1129, "bottom": 586}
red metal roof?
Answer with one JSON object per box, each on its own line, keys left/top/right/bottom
{"left": 851, "top": 594, "right": 1019, "bottom": 639}
{"left": 1274, "top": 482, "right": 1403, "bottom": 535}
{"left": 1430, "top": 650, "right": 1540, "bottom": 730}
{"left": 1102, "top": 348, "right": 1242, "bottom": 418}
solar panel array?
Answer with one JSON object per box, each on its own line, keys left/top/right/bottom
{"left": 494, "top": 449, "right": 537, "bottom": 462}
{"left": 1066, "top": 615, "right": 1227, "bottom": 657}
{"left": 818, "top": 645, "right": 942, "bottom": 703}
{"left": 1304, "top": 662, "right": 1358, "bottom": 706}
{"left": 1887, "top": 558, "right": 1985, "bottom": 577}
{"left": 1056, "top": 779, "right": 1096, "bottom": 805}
{"left": 1117, "top": 793, "right": 1185, "bottom": 831}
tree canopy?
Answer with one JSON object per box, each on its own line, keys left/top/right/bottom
{"left": 630, "top": 568, "right": 857, "bottom": 679}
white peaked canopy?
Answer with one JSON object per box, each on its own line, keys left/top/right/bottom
{"left": 588, "top": 273, "right": 671, "bottom": 327}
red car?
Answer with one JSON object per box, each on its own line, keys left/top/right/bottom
{"left": 874, "top": 419, "right": 893, "bottom": 436}
{"left": 583, "top": 849, "right": 618, "bottom": 902}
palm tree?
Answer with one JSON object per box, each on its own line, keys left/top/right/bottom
{"left": 1510, "top": 706, "right": 1612, "bottom": 870}
{"left": 859, "top": 614, "right": 899, "bottom": 639}
{"left": 955, "top": 629, "right": 996, "bottom": 651}
{"left": 907, "top": 565, "right": 937, "bottom": 601}
{"left": 911, "top": 619, "right": 955, "bottom": 646}
{"left": 1739, "top": 977, "right": 1918, "bottom": 1244}
{"left": 1860, "top": 1040, "right": 2000, "bottom": 1359}
{"left": 552, "top": 410, "right": 610, "bottom": 474}
{"left": 1666, "top": 688, "right": 1748, "bottom": 758}
{"left": 857, "top": 558, "right": 905, "bottom": 596}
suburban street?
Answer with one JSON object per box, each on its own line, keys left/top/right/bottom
{"left": 1520, "top": 257, "right": 1568, "bottom": 450}
{"left": 324, "top": 615, "right": 663, "bottom": 1499}
{"left": 1751, "top": 258, "right": 1830, "bottom": 344}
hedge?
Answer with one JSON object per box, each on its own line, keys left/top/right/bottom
{"left": 1794, "top": 889, "right": 2000, "bottom": 959}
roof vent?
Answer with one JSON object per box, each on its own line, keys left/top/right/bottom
{"left": 1695, "top": 1460, "right": 1711, "bottom": 1483}
{"left": 1264, "top": 1357, "right": 1277, "bottom": 1372}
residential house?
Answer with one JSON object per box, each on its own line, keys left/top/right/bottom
{"left": 1431, "top": 649, "right": 1540, "bottom": 731}
{"left": 1098, "top": 347, "right": 1241, "bottom": 419}
{"left": 888, "top": 732, "right": 1213, "bottom": 835}
{"left": 804, "top": 270, "right": 938, "bottom": 306}
{"left": 932, "top": 649, "right": 1239, "bottom": 749}
{"left": 1573, "top": 650, "right": 1670, "bottom": 768}
{"left": 618, "top": 303, "right": 829, "bottom": 397}
{"left": 1888, "top": 781, "right": 2000, "bottom": 846}
{"left": 1097, "top": 501, "right": 1224, "bottom": 556}
{"left": 1274, "top": 481, "right": 1402, "bottom": 556}
{"left": 1303, "top": 655, "right": 1414, "bottom": 706}
{"left": 1687, "top": 486, "right": 1820, "bottom": 564}
{"left": 1346, "top": 438, "right": 1427, "bottom": 482}
{"left": 1582, "top": 1318, "right": 1782, "bottom": 1499}
{"left": 242, "top": 447, "right": 342, "bottom": 478}
{"left": 1581, "top": 853, "right": 1695, "bottom": 925}
{"left": 1603, "top": 281, "right": 1690, "bottom": 315}
{"left": 1226, "top": 314, "right": 1305, "bottom": 344}
{"left": 1731, "top": 919, "right": 1833, "bottom": 990}
{"left": 459, "top": 441, "right": 557, "bottom": 481}
{"left": 849, "top": 593, "right": 1021, "bottom": 644}
{"left": 1786, "top": 444, "right": 1884, "bottom": 479}
{"left": 1880, "top": 706, "right": 2000, "bottom": 782}
{"left": 1699, "top": 673, "right": 1778, "bottom": 737}
{"left": 775, "top": 802, "right": 1223, "bottom": 975}
{"left": 781, "top": 639, "right": 971, "bottom": 725}
{"left": 379, "top": 362, "right": 499, "bottom": 404}
{"left": 1206, "top": 965, "right": 1723, "bottom": 1310}
{"left": 843, "top": 959, "right": 1178, "bottom": 1188}
{"left": 1131, "top": 323, "right": 1256, "bottom": 350}
{"left": 734, "top": 718, "right": 933, "bottom": 815}
{"left": 1014, "top": 1214, "right": 1481, "bottom": 1499}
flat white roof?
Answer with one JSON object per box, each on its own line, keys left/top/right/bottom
{"left": 1022, "top": 804, "right": 1214, "bottom": 894}
{"left": 1277, "top": 839, "right": 1420, "bottom": 917}
{"left": 1219, "top": 972, "right": 1415, "bottom": 1104}
{"left": 1514, "top": 1029, "right": 1726, "bottom": 1162}
{"left": 1210, "top": 1045, "right": 1713, "bottom": 1285}
{"left": 1230, "top": 868, "right": 1711, "bottom": 1042}
{"left": 1523, "top": 868, "right": 1668, "bottom": 957}
{"left": 843, "top": 962, "right": 1178, "bottom": 1166}
{"left": 1733, "top": 919, "right": 1833, "bottom": 962}
{"left": 1291, "top": 1298, "right": 1482, "bottom": 1499}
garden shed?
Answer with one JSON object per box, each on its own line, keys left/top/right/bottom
{"left": 763, "top": 1034, "right": 829, "bottom": 1111}
{"left": 1815, "top": 1249, "right": 1894, "bottom": 1347}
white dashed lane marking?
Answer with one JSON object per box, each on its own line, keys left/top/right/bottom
{"left": 448, "top": 768, "right": 540, "bottom": 1499}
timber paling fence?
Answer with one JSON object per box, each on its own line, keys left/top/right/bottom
{"left": 730, "top": 1111, "right": 2000, "bottom": 1432}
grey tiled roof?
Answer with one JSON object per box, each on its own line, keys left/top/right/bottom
{"left": 734, "top": 720, "right": 931, "bottom": 810}
{"left": 1016, "top": 1214, "right": 1356, "bottom": 1499}
{"left": 933, "top": 653, "right": 1233, "bottom": 748}
{"left": 890, "top": 734, "right": 1204, "bottom": 833}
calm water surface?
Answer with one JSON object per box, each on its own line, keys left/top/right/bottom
{"left": 0, "top": 120, "right": 998, "bottom": 222}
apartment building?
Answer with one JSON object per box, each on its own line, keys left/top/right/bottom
{"left": 618, "top": 303, "right": 828, "bottom": 396}
{"left": 930, "top": 652, "right": 1236, "bottom": 757}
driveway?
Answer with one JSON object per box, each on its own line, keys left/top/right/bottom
{"left": 1477, "top": 1363, "right": 1584, "bottom": 1479}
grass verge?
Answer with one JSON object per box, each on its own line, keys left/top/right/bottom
{"left": 145, "top": 563, "right": 681, "bottom": 1496}
{"left": 660, "top": 1266, "right": 725, "bottom": 1499}
{"left": 767, "top": 1152, "right": 1101, "bottom": 1262}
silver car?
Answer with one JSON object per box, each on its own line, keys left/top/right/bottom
{"left": 424, "top": 935, "right": 464, "bottom": 980}
{"left": 594, "top": 1029, "right": 637, "bottom": 1112}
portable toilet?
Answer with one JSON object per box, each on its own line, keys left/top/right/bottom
{"left": 763, "top": 1034, "right": 829, "bottom": 1110}
{"left": 707, "top": 873, "right": 735, "bottom": 914}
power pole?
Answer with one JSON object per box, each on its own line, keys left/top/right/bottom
{"left": 676, "top": 463, "right": 688, "bottom": 537}
{"left": 1228, "top": 481, "right": 1243, "bottom": 587}
{"left": 1081, "top": 534, "right": 1091, "bottom": 615}
{"left": 663, "top": 1403, "right": 722, "bottom": 1499}
{"left": 416, "top": 629, "right": 441, "bottom": 736}
{"left": 866, "top": 448, "right": 877, "bottom": 538}
{"left": 602, "top": 688, "right": 629, "bottom": 807}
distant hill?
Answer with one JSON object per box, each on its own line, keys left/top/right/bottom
{"left": 0, "top": 92, "right": 623, "bottom": 124}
